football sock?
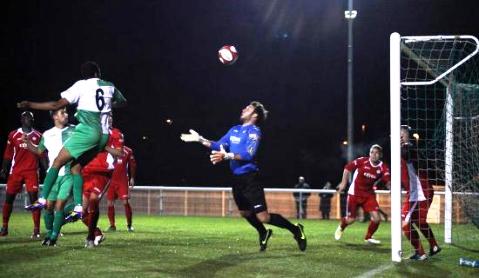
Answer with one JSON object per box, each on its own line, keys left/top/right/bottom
{"left": 87, "top": 200, "right": 99, "bottom": 241}
{"left": 107, "top": 205, "right": 115, "bottom": 227}
{"left": 72, "top": 174, "right": 83, "bottom": 206}
{"left": 2, "top": 202, "right": 13, "bottom": 228}
{"left": 418, "top": 222, "right": 438, "bottom": 248}
{"left": 124, "top": 203, "right": 132, "bottom": 227}
{"left": 42, "top": 167, "right": 59, "bottom": 199}
{"left": 365, "top": 221, "right": 380, "bottom": 240}
{"left": 32, "top": 209, "right": 41, "bottom": 232}
{"left": 340, "top": 217, "right": 349, "bottom": 230}
{"left": 245, "top": 213, "right": 267, "bottom": 236}
{"left": 403, "top": 224, "right": 425, "bottom": 255}
{"left": 268, "top": 213, "right": 298, "bottom": 235}
{"left": 44, "top": 210, "right": 54, "bottom": 238}
{"left": 51, "top": 210, "right": 64, "bottom": 240}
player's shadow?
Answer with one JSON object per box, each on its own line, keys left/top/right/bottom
{"left": 337, "top": 242, "right": 390, "bottom": 254}
{"left": 172, "top": 252, "right": 302, "bottom": 277}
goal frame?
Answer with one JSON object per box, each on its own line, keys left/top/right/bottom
{"left": 389, "top": 32, "right": 479, "bottom": 262}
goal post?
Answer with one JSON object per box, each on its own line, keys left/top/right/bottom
{"left": 389, "top": 32, "right": 479, "bottom": 262}
{"left": 390, "top": 32, "right": 402, "bottom": 263}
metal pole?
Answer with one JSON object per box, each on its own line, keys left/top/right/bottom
{"left": 347, "top": 0, "right": 355, "bottom": 161}
{"left": 444, "top": 85, "right": 454, "bottom": 244}
{"left": 299, "top": 192, "right": 303, "bottom": 219}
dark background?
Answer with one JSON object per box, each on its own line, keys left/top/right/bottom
{"left": 1, "top": 0, "right": 477, "bottom": 188}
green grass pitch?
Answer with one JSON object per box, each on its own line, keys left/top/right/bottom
{"left": 1, "top": 213, "right": 478, "bottom": 277}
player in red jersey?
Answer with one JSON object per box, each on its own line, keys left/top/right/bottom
{"left": 107, "top": 145, "right": 137, "bottom": 232}
{"left": 0, "top": 112, "right": 46, "bottom": 238}
{"left": 400, "top": 125, "right": 441, "bottom": 260}
{"left": 335, "top": 144, "right": 391, "bottom": 244}
{"left": 80, "top": 117, "right": 123, "bottom": 248}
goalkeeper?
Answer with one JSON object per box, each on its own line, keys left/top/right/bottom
{"left": 181, "top": 101, "right": 307, "bottom": 252}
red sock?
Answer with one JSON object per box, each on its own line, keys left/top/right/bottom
{"left": 87, "top": 200, "right": 99, "bottom": 240}
{"left": 340, "top": 217, "right": 349, "bottom": 230}
{"left": 418, "top": 222, "right": 438, "bottom": 248}
{"left": 107, "top": 205, "right": 115, "bottom": 227}
{"left": 82, "top": 208, "right": 90, "bottom": 227}
{"left": 2, "top": 203, "right": 13, "bottom": 228}
{"left": 124, "top": 203, "right": 132, "bottom": 227}
{"left": 365, "top": 221, "right": 380, "bottom": 240}
{"left": 403, "top": 224, "right": 425, "bottom": 255}
{"left": 32, "top": 210, "right": 41, "bottom": 232}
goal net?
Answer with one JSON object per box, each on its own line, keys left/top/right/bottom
{"left": 390, "top": 33, "right": 479, "bottom": 262}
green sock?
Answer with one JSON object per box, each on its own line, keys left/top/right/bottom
{"left": 63, "top": 202, "right": 75, "bottom": 214}
{"left": 44, "top": 210, "right": 54, "bottom": 238}
{"left": 72, "top": 174, "right": 83, "bottom": 206}
{"left": 51, "top": 210, "right": 64, "bottom": 240}
{"left": 42, "top": 168, "right": 59, "bottom": 199}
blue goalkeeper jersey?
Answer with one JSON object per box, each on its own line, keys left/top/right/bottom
{"left": 210, "top": 124, "right": 261, "bottom": 175}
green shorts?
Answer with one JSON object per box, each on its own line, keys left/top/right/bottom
{"left": 98, "top": 133, "right": 110, "bottom": 152}
{"left": 47, "top": 175, "right": 73, "bottom": 201}
{"left": 63, "top": 123, "right": 101, "bottom": 159}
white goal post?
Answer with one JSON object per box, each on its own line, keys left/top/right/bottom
{"left": 389, "top": 32, "right": 479, "bottom": 262}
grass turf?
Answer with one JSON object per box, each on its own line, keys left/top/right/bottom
{"left": 0, "top": 213, "right": 478, "bottom": 277}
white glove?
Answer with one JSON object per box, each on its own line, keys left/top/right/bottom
{"left": 210, "top": 145, "right": 234, "bottom": 164}
{"left": 180, "top": 129, "right": 203, "bottom": 143}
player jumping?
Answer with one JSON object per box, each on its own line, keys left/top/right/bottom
{"left": 181, "top": 101, "right": 307, "bottom": 252}
{"left": 335, "top": 144, "right": 390, "bottom": 244}
{"left": 17, "top": 61, "right": 126, "bottom": 219}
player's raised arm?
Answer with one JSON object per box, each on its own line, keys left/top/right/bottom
{"left": 17, "top": 98, "right": 69, "bottom": 111}
{"left": 180, "top": 129, "right": 215, "bottom": 148}
{"left": 112, "top": 88, "right": 127, "bottom": 108}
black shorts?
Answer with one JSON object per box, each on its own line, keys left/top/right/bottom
{"left": 232, "top": 172, "right": 267, "bottom": 213}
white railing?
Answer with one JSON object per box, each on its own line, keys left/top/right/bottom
{"left": 1, "top": 184, "right": 474, "bottom": 220}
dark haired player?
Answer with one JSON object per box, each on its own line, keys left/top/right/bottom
{"left": 107, "top": 145, "right": 137, "bottom": 232}
{"left": 181, "top": 101, "right": 307, "bottom": 252}
{"left": 17, "top": 61, "right": 126, "bottom": 219}
{"left": 24, "top": 107, "right": 75, "bottom": 246}
{"left": 0, "top": 112, "right": 44, "bottom": 238}
{"left": 335, "top": 144, "right": 390, "bottom": 244}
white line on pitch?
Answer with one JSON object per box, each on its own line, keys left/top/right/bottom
{"left": 355, "top": 264, "right": 395, "bottom": 278}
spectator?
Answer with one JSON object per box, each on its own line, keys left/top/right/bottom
{"left": 319, "top": 182, "right": 334, "bottom": 220}
{"left": 293, "top": 176, "right": 310, "bottom": 219}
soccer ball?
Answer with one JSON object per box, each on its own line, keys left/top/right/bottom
{"left": 218, "top": 45, "right": 239, "bottom": 65}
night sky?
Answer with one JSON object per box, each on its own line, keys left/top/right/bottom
{"left": 1, "top": 0, "right": 477, "bottom": 188}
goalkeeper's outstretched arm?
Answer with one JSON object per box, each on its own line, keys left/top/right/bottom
{"left": 180, "top": 129, "right": 213, "bottom": 148}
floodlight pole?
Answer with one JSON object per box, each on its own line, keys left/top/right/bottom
{"left": 345, "top": 0, "right": 357, "bottom": 161}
